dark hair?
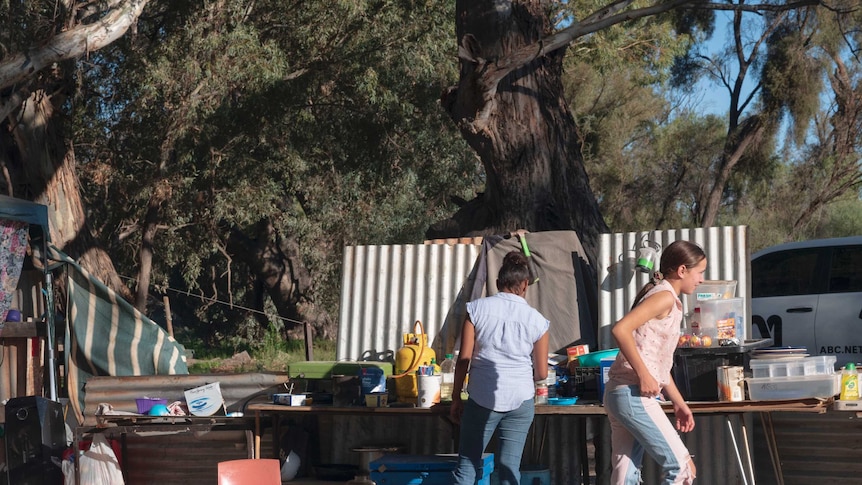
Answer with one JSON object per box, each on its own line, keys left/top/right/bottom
{"left": 497, "top": 251, "right": 530, "bottom": 292}
{"left": 631, "top": 240, "right": 706, "bottom": 309}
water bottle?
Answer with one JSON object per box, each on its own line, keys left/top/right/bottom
{"left": 440, "top": 353, "right": 456, "bottom": 401}
{"left": 547, "top": 367, "right": 557, "bottom": 399}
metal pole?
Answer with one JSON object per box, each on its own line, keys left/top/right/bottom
{"left": 44, "top": 270, "right": 58, "bottom": 401}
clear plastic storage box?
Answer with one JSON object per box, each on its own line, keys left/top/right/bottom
{"left": 749, "top": 355, "right": 837, "bottom": 379}
{"left": 683, "top": 280, "right": 738, "bottom": 315}
{"left": 698, "top": 297, "right": 745, "bottom": 342}
{"left": 745, "top": 373, "right": 840, "bottom": 401}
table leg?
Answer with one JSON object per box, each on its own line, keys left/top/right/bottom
{"left": 594, "top": 416, "right": 611, "bottom": 485}
{"left": 254, "top": 411, "right": 261, "bottom": 459}
{"left": 75, "top": 428, "right": 82, "bottom": 485}
{"left": 740, "top": 416, "right": 755, "bottom": 485}
{"left": 726, "top": 416, "right": 750, "bottom": 485}
{"left": 578, "top": 417, "right": 589, "bottom": 484}
{"left": 760, "top": 411, "right": 784, "bottom": 485}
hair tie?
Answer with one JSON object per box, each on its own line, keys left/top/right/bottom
{"left": 651, "top": 272, "right": 664, "bottom": 284}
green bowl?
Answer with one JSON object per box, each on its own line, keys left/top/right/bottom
{"left": 577, "top": 348, "right": 620, "bottom": 367}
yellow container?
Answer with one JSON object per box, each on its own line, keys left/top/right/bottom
{"left": 840, "top": 363, "right": 859, "bottom": 401}
{"left": 394, "top": 321, "right": 436, "bottom": 401}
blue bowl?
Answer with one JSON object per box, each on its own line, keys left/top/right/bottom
{"left": 576, "top": 348, "right": 620, "bottom": 367}
{"left": 548, "top": 397, "right": 578, "bottom": 406}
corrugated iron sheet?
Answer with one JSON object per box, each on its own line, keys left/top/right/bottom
{"left": 598, "top": 226, "right": 750, "bottom": 348}
{"left": 71, "top": 373, "right": 288, "bottom": 484}
{"left": 752, "top": 410, "right": 862, "bottom": 485}
{"left": 337, "top": 242, "right": 480, "bottom": 361}
{"left": 81, "top": 373, "right": 290, "bottom": 424}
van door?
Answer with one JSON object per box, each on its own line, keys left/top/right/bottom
{"left": 751, "top": 247, "right": 827, "bottom": 354}
{"left": 814, "top": 245, "right": 862, "bottom": 367}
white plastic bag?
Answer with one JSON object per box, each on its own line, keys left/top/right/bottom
{"left": 78, "top": 434, "right": 125, "bottom": 485}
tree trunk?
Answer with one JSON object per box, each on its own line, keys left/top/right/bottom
{"left": 226, "top": 219, "right": 333, "bottom": 339}
{"left": 5, "top": 89, "right": 134, "bottom": 301}
{"left": 431, "top": 0, "right": 608, "bottom": 266}
{"left": 135, "top": 196, "right": 161, "bottom": 311}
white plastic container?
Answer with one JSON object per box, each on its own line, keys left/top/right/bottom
{"left": 746, "top": 373, "right": 840, "bottom": 401}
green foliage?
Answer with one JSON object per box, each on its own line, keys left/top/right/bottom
{"left": 27, "top": 0, "right": 862, "bottom": 352}
{"left": 186, "top": 337, "right": 336, "bottom": 374}
{"left": 72, "top": 0, "right": 479, "bottom": 344}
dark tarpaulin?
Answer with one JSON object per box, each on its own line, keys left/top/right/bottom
{"left": 437, "top": 231, "right": 597, "bottom": 356}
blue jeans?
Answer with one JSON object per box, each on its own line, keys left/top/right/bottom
{"left": 604, "top": 385, "right": 694, "bottom": 485}
{"left": 452, "top": 397, "right": 534, "bottom": 485}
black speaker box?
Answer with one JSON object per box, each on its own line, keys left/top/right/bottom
{"left": 5, "top": 396, "right": 65, "bottom": 485}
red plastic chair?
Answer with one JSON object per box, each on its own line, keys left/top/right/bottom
{"left": 217, "top": 458, "right": 281, "bottom": 485}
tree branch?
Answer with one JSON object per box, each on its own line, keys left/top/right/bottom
{"left": 463, "top": 0, "right": 828, "bottom": 130}
{"left": 0, "top": 0, "right": 149, "bottom": 91}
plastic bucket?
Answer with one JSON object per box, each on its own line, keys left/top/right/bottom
{"left": 416, "top": 375, "right": 441, "bottom": 408}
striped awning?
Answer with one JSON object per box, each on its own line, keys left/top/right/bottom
{"left": 51, "top": 247, "right": 188, "bottom": 424}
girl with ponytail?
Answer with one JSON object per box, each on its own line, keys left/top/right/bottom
{"left": 604, "top": 240, "right": 707, "bottom": 484}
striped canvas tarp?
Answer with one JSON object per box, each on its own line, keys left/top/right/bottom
{"left": 51, "top": 247, "right": 188, "bottom": 424}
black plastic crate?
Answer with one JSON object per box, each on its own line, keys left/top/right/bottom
{"left": 673, "top": 350, "right": 745, "bottom": 401}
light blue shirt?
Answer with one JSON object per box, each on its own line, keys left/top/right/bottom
{"left": 465, "top": 292, "right": 549, "bottom": 412}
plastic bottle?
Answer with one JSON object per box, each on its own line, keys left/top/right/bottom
{"left": 440, "top": 353, "right": 456, "bottom": 401}
{"left": 430, "top": 358, "right": 441, "bottom": 375}
{"left": 534, "top": 381, "right": 548, "bottom": 404}
{"left": 690, "top": 307, "right": 701, "bottom": 336}
{"left": 546, "top": 367, "right": 557, "bottom": 399}
{"left": 840, "top": 363, "right": 859, "bottom": 400}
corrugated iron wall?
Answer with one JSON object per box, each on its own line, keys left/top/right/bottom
{"left": 598, "top": 226, "right": 750, "bottom": 348}
{"left": 337, "top": 242, "right": 481, "bottom": 361}
{"left": 598, "top": 226, "right": 753, "bottom": 485}
{"left": 331, "top": 227, "right": 859, "bottom": 485}
{"left": 73, "top": 373, "right": 289, "bottom": 484}
{"left": 752, "top": 410, "right": 862, "bottom": 485}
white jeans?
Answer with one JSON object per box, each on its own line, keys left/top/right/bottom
{"left": 605, "top": 384, "right": 695, "bottom": 485}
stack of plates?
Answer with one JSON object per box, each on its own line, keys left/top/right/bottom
{"left": 749, "top": 346, "right": 809, "bottom": 360}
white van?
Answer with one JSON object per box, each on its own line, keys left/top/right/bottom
{"left": 750, "top": 236, "right": 862, "bottom": 368}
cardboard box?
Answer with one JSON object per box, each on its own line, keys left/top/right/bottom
{"left": 184, "top": 382, "right": 225, "bottom": 416}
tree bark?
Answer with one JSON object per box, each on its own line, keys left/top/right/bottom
{"left": 0, "top": 0, "right": 149, "bottom": 301}
{"left": 432, "top": 0, "right": 609, "bottom": 266}
{"left": 0, "top": 0, "right": 149, "bottom": 91}
{"left": 5, "top": 89, "right": 134, "bottom": 300}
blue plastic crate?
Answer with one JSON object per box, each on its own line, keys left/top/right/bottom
{"left": 369, "top": 453, "right": 494, "bottom": 484}
{"left": 370, "top": 470, "right": 490, "bottom": 485}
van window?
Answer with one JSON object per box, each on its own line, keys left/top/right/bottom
{"left": 752, "top": 249, "right": 821, "bottom": 297}
{"left": 827, "top": 245, "right": 862, "bottom": 293}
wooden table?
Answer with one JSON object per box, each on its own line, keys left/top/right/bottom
{"left": 247, "top": 398, "right": 831, "bottom": 485}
